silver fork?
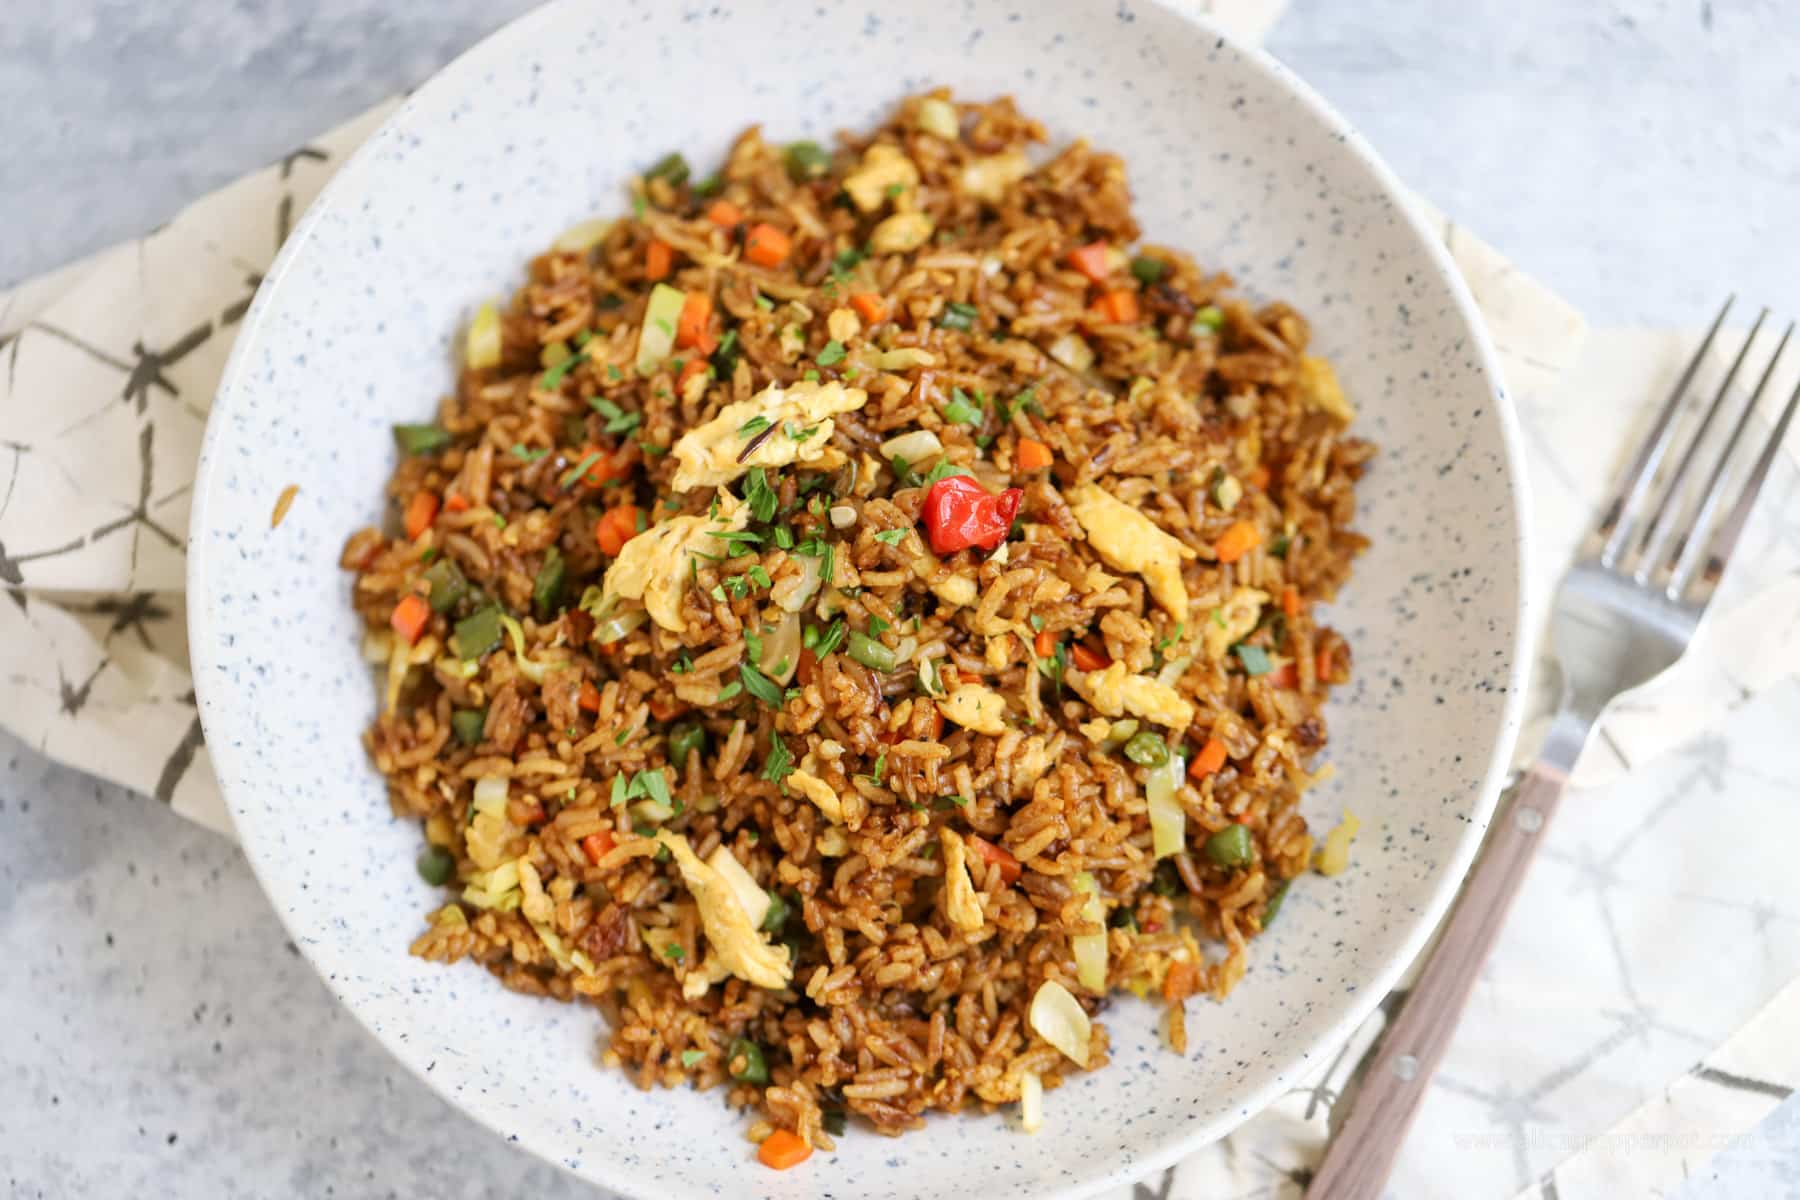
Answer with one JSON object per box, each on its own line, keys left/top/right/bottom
{"left": 1308, "top": 298, "right": 1800, "bottom": 1200}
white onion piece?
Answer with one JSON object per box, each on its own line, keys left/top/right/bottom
{"left": 1048, "top": 333, "right": 1094, "bottom": 372}
{"left": 361, "top": 629, "right": 392, "bottom": 664}
{"left": 828, "top": 504, "right": 857, "bottom": 529}
{"left": 553, "top": 217, "right": 614, "bottom": 253}
{"left": 1028, "top": 980, "right": 1092, "bottom": 1067}
{"left": 593, "top": 606, "right": 648, "bottom": 645}
{"left": 879, "top": 429, "right": 944, "bottom": 464}
{"left": 916, "top": 97, "right": 959, "bottom": 140}
{"left": 774, "top": 552, "right": 824, "bottom": 614}
{"left": 1070, "top": 873, "right": 1108, "bottom": 993}
{"left": 1148, "top": 751, "right": 1187, "bottom": 859}
{"left": 1019, "top": 1071, "right": 1044, "bottom": 1133}
{"left": 759, "top": 611, "right": 803, "bottom": 685}
{"left": 472, "top": 775, "right": 510, "bottom": 817}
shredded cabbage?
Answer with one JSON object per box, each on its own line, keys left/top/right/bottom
{"left": 1071, "top": 873, "right": 1108, "bottom": 992}
{"left": 1028, "top": 980, "right": 1092, "bottom": 1067}
{"left": 1147, "top": 751, "right": 1186, "bottom": 859}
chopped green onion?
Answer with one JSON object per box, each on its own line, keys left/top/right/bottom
{"left": 510, "top": 444, "right": 548, "bottom": 462}
{"left": 1193, "top": 304, "right": 1225, "bottom": 334}
{"left": 393, "top": 424, "right": 450, "bottom": 456}
{"left": 450, "top": 708, "right": 487, "bottom": 746}
{"left": 740, "top": 662, "right": 783, "bottom": 707}
{"left": 816, "top": 340, "right": 847, "bottom": 367}
{"left": 452, "top": 606, "right": 503, "bottom": 661}
{"left": 847, "top": 631, "right": 897, "bottom": 672}
{"left": 710, "top": 328, "right": 741, "bottom": 379}
{"left": 873, "top": 528, "right": 906, "bottom": 546}
{"left": 662, "top": 942, "right": 686, "bottom": 962}
{"left": 728, "top": 1037, "right": 770, "bottom": 1084}
{"left": 1233, "top": 644, "right": 1273, "bottom": 676}
{"left": 936, "top": 301, "right": 979, "bottom": 332}
{"left": 1262, "top": 878, "right": 1292, "bottom": 927}
{"left": 680, "top": 1049, "right": 705, "bottom": 1069}
{"left": 423, "top": 558, "right": 469, "bottom": 614}
{"left": 644, "top": 152, "right": 690, "bottom": 187}
{"left": 1203, "top": 823, "right": 1255, "bottom": 869}
{"left": 784, "top": 140, "right": 831, "bottom": 181}
{"left": 1123, "top": 730, "right": 1170, "bottom": 767}
{"left": 416, "top": 845, "right": 455, "bottom": 886}
{"left": 922, "top": 459, "right": 971, "bottom": 486}
{"left": 1129, "top": 255, "right": 1167, "bottom": 285}
{"left": 738, "top": 415, "right": 772, "bottom": 438}
{"left": 940, "top": 388, "right": 982, "bottom": 426}
{"left": 589, "top": 397, "right": 641, "bottom": 434}
{"left": 531, "top": 547, "right": 565, "bottom": 619}
{"left": 559, "top": 451, "right": 603, "bottom": 491}
{"left": 539, "top": 350, "right": 587, "bottom": 391}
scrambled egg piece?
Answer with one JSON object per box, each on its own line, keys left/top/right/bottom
{"left": 959, "top": 150, "right": 1032, "bottom": 204}
{"left": 870, "top": 211, "right": 935, "bottom": 255}
{"left": 601, "top": 491, "right": 748, "bottom": 633}
{"left": 843, "top": 143, "right": 920, "bottom": 212}
{"left": 1066, "top": 661, "right": 1196, "bottom": 731}
{"left": 931, "top": 573, "right": 978, "bottom": 609}
{"left": 656, "top": 831, "right": 792, "bottom": 989}
{"left": 940, "top": 829, "right": 985, "bottom": 932}
{"left": 937, "top": 681, "right": 1009, "bottom": 735}
{"left": 1202, "top": 586, "right": 1270, "bottom": 662}
{"left": 1314, "top": 810, "right": 1360, "bottom": 876}
{"left": 1298, "top": 355, "right": 1356, "bottom": 423}
{"left": 1066, "top": 484, "right": 1196, "bottom": 618}
{"left": 670, "top": 380, "right": 867, "bottom": 492}
{"left": 788, "top": 769, "right": 845, "bottom": 825}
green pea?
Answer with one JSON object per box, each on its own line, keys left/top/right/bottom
{"left": 668, "top": 723, "right": 707, "bottom": 770}
{"left": 1123, "top": 730, "right": 1170, "bottom": 767}
{"left": 416, "top": 844, "right": 455, "bottom": 886}
{"left": 450, "top": 709, "right": 487, "bottom": 747}
{"left": 1262, "top": 878, "right": 1292, "bottom": 928}
{"left": 727, "top": 1037, "right": 769, "bottom": 1085}
{"left": 1203, "top": 823, "right": 1256, "bottom": 869}
{"left": 847, "top": 631, "right": 897, "bottom": 673}
{"left": 452, "top": 606, "right": 503, "bottom": 661}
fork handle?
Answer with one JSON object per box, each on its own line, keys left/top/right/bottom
{"left": 1305, "top": 761, "right": 1569, "bottom": 1199}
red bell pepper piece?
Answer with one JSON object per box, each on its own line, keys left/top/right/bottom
{"left": 920, "top": 475, "right": 1023, "bottom": 555}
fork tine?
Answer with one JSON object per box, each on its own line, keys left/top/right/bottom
{"left": 1677, "top": 371, "right": 1800, "bottom": 603}
{"left": 1598, "top": 295, "right": 1734, "bottom": 566}
{"left": 1633, "top": 307, "right": 1772, "bottom": 581}
{"left": 1665, "top": 320, "right": 1795, "bottom": 598}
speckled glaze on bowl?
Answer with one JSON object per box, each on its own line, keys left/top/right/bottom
{"left": 188, "top": 2, "right": 1528, "bottom": 1196}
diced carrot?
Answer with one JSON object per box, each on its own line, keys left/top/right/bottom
{"left": 580, "top": 831, "right": 616, "bottom": 866}
{"left": 1248, "top": 464, "right": 1272, "bottom": 490}
{"left": 1066, "top": 240, "right": 1112, "bottom": 284}
{"left": 1269, "top": 661, "right": 1298, "bottom": 689}
{"left": 1070, "top": 641, "right": 1110, "bottom": 672}
{"left": 678, "top": 357, "right": 711, "bottom": 391}
{"left": 796, "top": 648, "right": 818, "bottom": 687}
{"left": 644, "top": 239, "right": 673, "bottom": 282}
{"left": 969, "top": 836, "right": 1022, "bottom": 886}
{"left": 595, "top": 504, "right": 643, "bottom": 557}
{"left": 515, "top": 797, "right": 547, "bottom": 826}
{"left": 1162, "top": 959, "right": 1200, "bottom": 1003}
{"left": 389, "top": 593, "right": 430, "bottom": 645}
{"left": 404, "top": 491, "right": 440, "bottom": 540}
{"left": 1033, "top": 629, "right": 1056, "bottom": 658}
{"left": 1090, "top": 289, "right": 1139, "bottom": 323}
{"left": 1281, "top": 586, "right": 1301, "bottom": 619}
{"left": 648, "top": 694, "right": 686, "bottom": 722}
{"left": 675, "top": 291, "right": 714, "bottom": 352}
{"left": 757, "top": 1129, "right": 812, "bottom": 1170}
{"left": 1213, "top": 520, "right": 1261, "bottom": 564}
{"left": 574, "top": 444, "right": 632, "bottom": 489}
{"left": 1189, "top": 736, "right": 1228, "bottom": 781}
{"left": 1318, "top": 647, "right": 1336, "bottom": 683}
{"left": 744, "top": 223, "right": 792, "bottom": 268}
{"left": 927, "top": 707, "right": 944, "bottom": 741}
{"left": 578, "top": 681, "right": 602, "bottom": 713}
{"left": 1015, "top": 438, "right": 1054, "bottom": 471}
{"left": 705, "top": 199, "right": 743, "bottom": 228}
{"left": 443, "top": 492, "right": 472, "bottom": 513}
{"left": 848, "top": 292, "right": 887, "bottom": 324}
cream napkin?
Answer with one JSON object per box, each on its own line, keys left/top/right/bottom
{"left": 4, "top": 3, "right": 1795, "bottom": 1196}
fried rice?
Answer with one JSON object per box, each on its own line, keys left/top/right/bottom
{"left": 342, "top": 90, "right": 1371, "bottom": 1163}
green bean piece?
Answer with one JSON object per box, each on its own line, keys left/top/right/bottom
{"left": 1123, "top": 730, "right": 1170, "bottom": 767}
{"left": 846, "top": 631, "right": 897, "bottom": 673}
{"left": 452, "top": 606, "right": 503, "bottom": 661}
{"left": 727, "top": 1037, "right": 769, "bottom": 1085}
{"left": 668, "top": 722, "right": 707, "bottom": 770}
{"left": 450, "top": 709, "right": 487, "bottom": 747}
{"left": 531, "top": 547, "right": 566, "bottom": 620}
{"left": 416, "top": 845, "right": 455, "bottom": 886}
{"left": 1203, "top": 823, "right": 1256, "bottom": 869}
{"left": 1262, "top": 878, "right": 1292, "bottom": 927}
{"left": 423, "top": 558, "right": 469, "bottom": 614}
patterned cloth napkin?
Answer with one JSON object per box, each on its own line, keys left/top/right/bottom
{"left": 4, "top": 2, "right": 1797, "bottom": 1195}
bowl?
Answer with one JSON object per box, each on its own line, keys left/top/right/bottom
{"left": 188, "top": 1, "right": 1528, "bottom": 1196}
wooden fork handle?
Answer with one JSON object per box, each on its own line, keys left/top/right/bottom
{"left": 1306, "top": 762, "right": 1569, "bottom": 1199}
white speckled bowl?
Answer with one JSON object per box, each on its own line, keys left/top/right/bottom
{"left": 189, "top": 1, "right": 1528, "bottom": 1196}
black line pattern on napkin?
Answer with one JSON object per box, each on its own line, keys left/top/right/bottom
{"left": 1692, "top": 1065, "right": 1793, "bottom": 1101}
{"left": 154, "top": 713, "right": 206, "bottom": 807}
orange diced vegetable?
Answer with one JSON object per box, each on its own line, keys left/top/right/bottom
{"left": 648, "top": 695, "right": 686, "bottom": 722}
{"left": 678, "top": 357, "right": 711, "bottom": 390}
{"left": 404, "top": 491, "right": 440, "bottom": 540}
{"left": 1033, "top": 629, "right": 1056, "bottom": 658}
{"left": 1015, "top": 438, "right": 1054, "bottom": 471}
{"left": 578, "top": 681, "right": 602, "bottom": 712}
{"left": 1162, "top": 958, "right": 1200, "bottom": 1003}
{"left": 1066, "top": 240, "right": 1112, "bottom": 284}
{"left": 573, "top": 444, "right": 632, "bottom": 490}
{"left": 848, "top": 292, "right": 887, "bottom": 324}
{"left": 927, "top": 707, "right": 945, "bottom": 741}
{"left": 970, "top": 836, "right": 1021, "bottom": 886}
{"left": 796, "top": 648, "right": 818, "bottom": 687}
{"left": 389, "top": 593, "right": 430, "bottom": 645}
{"left": 1070, "top": 641, "right": 1110, "bottom": 672}
{"left": 1248, "top": 464, "right": 1272, "bottom": 490}
{"left": 675, "top": 291, "right": 715, "bottom": 353}
{"left": 443, "top": 492, "right": 472, "bottom": 513}
{"left": 705, "top": 199, "right": 743, "bottom": 228}
{"left": 644, "top": 239, "right": 673, "bottom": 282}
{"left": 744, "top": 223, "right": 792, "bottom": 268}
{"left": 1318, "top": 647, "right": 1336, "bottom": 683}
{"left": 1270, "top": 661, "right": 1298, "bottom": 689}
{"left": 1189, "top": 736, "right": 1228, "bottom": 781}
{"left": 595, "top": 504, "right": 643, "bottom": 557}
{"left": 757, "top": 1130, "right": 812, "bottom": 1171}
{"left": 580, "top": 831, "right": 616, "bottom": 865}
{"left": 1213, "top": 520, "right": 1261, "bottom": 564}
{"left": 1091, "top": 289, "right": 1139, "bottom": 324}
{"left": 1281, "top": 586, "right": 1301, "bottom": 619}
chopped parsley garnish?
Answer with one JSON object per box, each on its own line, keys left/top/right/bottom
{"left": 671, "top": 650, "right": 693, "bottom": 674}
{"left": 510, "top": 444, "right": 549, "bottom": 462}
{"left": 784, "top": 140, "right": 831, "bottom": 182}
{"left": 1233, "top": 643, "right": 1274, "bottom": 676}
{"left": 940, "top": 387, "right": 982, "bottom": 425}
{"left": 922, "top": 460, "right": 972, "bottom": 487}
{"left": 539, "top": 350, "right": 588, "bottom": 391}
{"left": 710, "top": 328, "right": 741, "bottom": 379}
{"left": 606, "top": 364, "right": 623, "bottom": 381}
{"left": 786, "top": 422, "right": 820, "bottom": 443}
{"left": 692, "top": 174, "right": 723, "bottom": 197}
{"left": 559, "top": 450, "right": 602, "bottom": 490}
{"left": 740, "top": 662, "right": 783, "bottom": 707}
{"left": 743, "top": 468, "right": 779, "bottom": 523}
{"left": 936, "top": 301, "right": 979, "bottom": 332}
{"left": 715, "top": 680, "right": 743, "bottom": 703}
{"left": 803, "top": 369, "right": 820, "bottom": 382}
{"left": 816, "top": 340, "right": 847, "bottom": 367}
{"left": 1028, "top": 614, "right": 1046, "bottom": 632}
{"left": 644, "top": 152, "right": 690, "bottom": 187}
{"left": 805, "top": 618, "right": 847, "bottom": 659}
{"left": 761, "top": 730, "right": 795, "bottom": 789}
{"left": 680, "top": 1049, "right": 705, "bottom": 1068}
{"left": 1002, "top": 385, "right": 1042, "bottom": 422}
{"left": 873, "top": 528, "right": 907, "bottom": 546}
{"left": 754, "top": 294, "right": 774, "bottom": 312}
{"left": 866, "top": 614, "right": 890, "bottom": 636}
{"left": 747, "top": 564, "right": 773, "bottom": 589}
{"left": 1269, "top": 533, "right": 1291, "bottom": 558}
{"left": 609, "top": 774, "right": 628, "bottom": 808}
{"left": 829, "top": 247, "right": 865, "bottom": 281}
{"left": 706, "top": 528, "right": 765, "bottom": 556}
{"left": 661, "top": 942, "right": 686, "bottom": 962}
{"left": 870, "top": 751, "right": 888, "bottom": 786}
{"left": 772, "top": 525, "right": 795, "bottom": 550}
{"left": 589, "top": 397, "right": 641, "bottom": 434}
{"left": 625, "top": 768, "right": 673, "bottom": 808}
